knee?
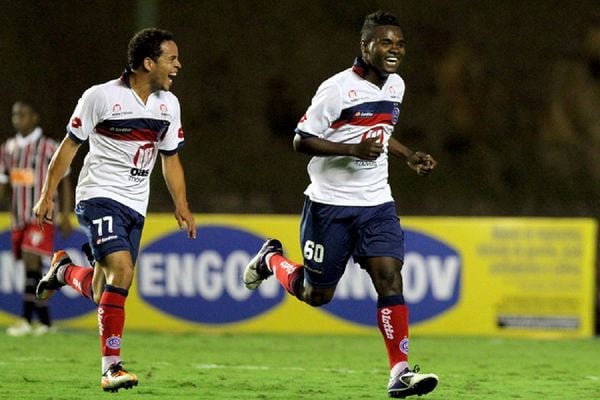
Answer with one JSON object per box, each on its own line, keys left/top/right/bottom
{"left": 304, "top": 291, "right": 334, "bottom": 307}
{"left": 372, "top": 270, "right": 403, "bottom": 297}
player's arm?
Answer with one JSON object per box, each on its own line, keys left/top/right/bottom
{"left": 161, "top": 152, "right": 196, "bottom": 239}
{"left": 33, "top": 136, "right": 80, "bottom": 225}
{"left": 57, "top": 174, "right": 73, "bottom": 236}
{"left": 293, "top": 132, "right": 384, "bottom": 161}
{"left": 388, "top": 136, "right": 437, "bottom": 176}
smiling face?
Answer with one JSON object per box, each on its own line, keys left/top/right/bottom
{"left": 146, "top": 40, "right": 181, "bottom": 92}
{"left": 361, "top": 25, "right": 405, "bottom": 85}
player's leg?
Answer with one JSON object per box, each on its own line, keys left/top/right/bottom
{"left": 37, "top": 219, "right": 95, "bottom": 302}
{"left": 96, "top": 250, "right": 137, "bottom": 392}
{"left": 79, "top": 199, "right": 142, "bottom": 392}
{"left": 7, "top": 229, "right": 33, "bottom": 336}
{"left": 244, "top": 198, "right": 351, "bottom": 307}
{"left": 12, "top": 224, "right": 55, "bottom": 335}
{"left": 23, "top": 251, "right": 55, "bottom": 334}
{"left": 358, "top": 202, "right": 437, "bottom": 398}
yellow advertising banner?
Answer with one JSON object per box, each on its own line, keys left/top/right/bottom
{"left": 0, "top": 214, "right": 596, "bottom": 338}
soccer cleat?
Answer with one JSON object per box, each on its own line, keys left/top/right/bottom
{"left": 243, "top": 238, "right": 283, "bottom": 289}
{"left": 6, "top": 319, "right": 33, "bottom": 336}
{"left": 101, "top": 361, "right": 138, "bottom": 392}
{"left": 387, "top": 365, "right": 438, "bottom": 398}
{"left": 36, "top": 250, "right": 71, "bottom": 300}
{"left": 32, "top": 324, "right": 57, "bottom": 336}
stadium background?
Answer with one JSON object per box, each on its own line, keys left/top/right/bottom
{"left": 0, "top": 0, "right": 598, "bottom": 335}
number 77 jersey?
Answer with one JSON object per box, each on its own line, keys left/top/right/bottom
{"left": 67, "top": 74, "right": 184, "bottom": 216}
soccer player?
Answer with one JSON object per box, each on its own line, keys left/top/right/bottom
{"left": 244, "top": 11, "right": 438, "bottom": 398}
{"left": 32, "top": 28, "right": 196, "bottom": 392}
{"left": 0, "top": 101, "right": 72, "bottom": 336}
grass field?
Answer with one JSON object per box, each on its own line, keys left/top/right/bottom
{"left": 0, "top": 330, "right": 598, "bottom": 400}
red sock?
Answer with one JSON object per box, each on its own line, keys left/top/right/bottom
{"left": 98, "top": 286, "right": 128, "bottom": 357}
{"left": 64, "top": 265, "right": 94, "bottom": 301}
{"left": 377, "top": 298, "right": 409, "bottom": 369}
{"left": 268, "top": 253, "right": 303, "bottom": 295}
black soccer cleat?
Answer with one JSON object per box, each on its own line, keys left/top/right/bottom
{"left": 243, "top": 238, "right": 283, "bottom": 289}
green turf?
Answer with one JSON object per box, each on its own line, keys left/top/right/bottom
{"left": 0, "top": 330, "right": 598, "bottom": 399}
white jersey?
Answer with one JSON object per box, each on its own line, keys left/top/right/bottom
{"left": 68, "top": 74, "right": 184, "bottom": 216}
{"left": 296, "top": 57, "right": 405, "bottom": 206}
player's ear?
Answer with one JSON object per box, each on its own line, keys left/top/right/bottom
{"left": 142, "top": 57, "right": 154, "bottom": 72}
{"left": 360, "top": 39, "right": 370, "bottom": 56}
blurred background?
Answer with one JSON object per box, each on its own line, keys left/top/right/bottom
{"left": 0, "top": 0, "right": 598, "bottom": 217}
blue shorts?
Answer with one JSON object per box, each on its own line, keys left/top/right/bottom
{"left": 299, "top": 198, "right": 405, "bottom": 289}
{"left": 75, "top": 197, "right": 145, "bottom": 264}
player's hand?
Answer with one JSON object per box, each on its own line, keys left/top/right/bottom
{"left": 352, "top": 137, "right": 384, "bottom": 161}
{"left": 175, "top": 207, "right": 197, "bottom": 239}
{"left": 407, "top": 152, "right": 437, "bottom": 176}
{"left": 32, "top": 197, "right": 55, "bottom": 228}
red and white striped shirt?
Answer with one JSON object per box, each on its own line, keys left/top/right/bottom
{"left": 0, "top": 127, "right": 60, "bottom": 229}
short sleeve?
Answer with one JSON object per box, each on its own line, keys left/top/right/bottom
{"left": 296, "top": 79, "right": 342, "bottom": 138}
{"left": 158, "top": 96, "right": 184, "bottom": 155}
{"left": 67, "top": 85, "right": 107, "bottom": 143}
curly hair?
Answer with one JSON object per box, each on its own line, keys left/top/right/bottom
{"left": 127, "top": 28, "right": 175, "bottom": 70}
{"left": 360, "top": 10, "right": 402, "bottom": 42}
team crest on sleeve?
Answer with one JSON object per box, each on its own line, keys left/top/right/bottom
{"left": 392, "top": 106, "right": 400, "bottom": 124}
{"left": 178, "top": 128, "right": 184, "bottom": 138}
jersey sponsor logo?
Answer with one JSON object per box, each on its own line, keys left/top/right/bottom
{"left": 71, "top": 117, "right": 82, "bottom": 129}
{"left": 9, "top": 168, "right": 35, "bottom": 186}
{"left": 178, "top": 128, "right": 184, "bottom": 139}
{"left": 129, "top": 143, "right": 155, "bottom": 182}
{"left": 0, "top": 229, "right": 96, "bottom": 320}
{"left": 110, "top": 103, "right": 133, "bottom": 117}
{"left": 332, "top": 101, "right": 397, "bottom": 129}
{"left": 322, "top": 228, "right": 461, "bottom": 325}
{"left": 137, "top": 226, "right": 284, "bottom": 324}
{"left": 160, "top": 103, "right": 171, "bottom": 117}
{"left": 380, "top": 307, "right": 395, "bottom": 339}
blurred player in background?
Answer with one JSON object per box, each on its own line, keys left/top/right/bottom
{"left": 244, "top": 10, "right": 438, "bottom": 398}
{"left": 0, "top": 101, "right": 72, "bottom": 336}
{"left": 32, "top": 28, "right": 196, "bottom": 392}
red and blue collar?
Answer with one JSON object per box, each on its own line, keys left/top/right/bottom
{"left": 351, "top": 57, "right": 369, "bottom": 79}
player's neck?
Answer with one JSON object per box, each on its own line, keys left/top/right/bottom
{"left": 129, "top": 73, "right": 153, "bottom": 104}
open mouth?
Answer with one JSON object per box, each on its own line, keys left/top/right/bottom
{"left": 384, "top": 57, "right": 399, "bottom": 67}
{"left": 168, "top": 73, "right": 177, "bottom": 84}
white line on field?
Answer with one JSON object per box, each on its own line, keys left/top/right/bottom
{"left": 193, "top": 364, "right": 383, "bottom": 374}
